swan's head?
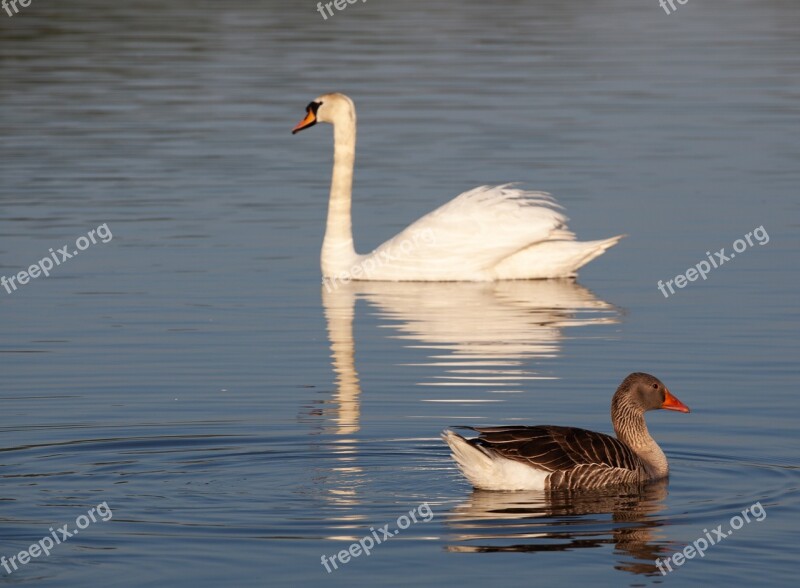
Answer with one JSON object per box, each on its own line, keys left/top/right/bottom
{"left": 292, "top": 93, "right": 355, "bottom": 134}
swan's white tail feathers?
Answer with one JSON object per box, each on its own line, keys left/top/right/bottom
{"left": 593, "top": 234, "right": 626, "bottom": 250}
{"left": 493, "top": 234, "right": 625, "bottom": 279}
{"left": 574, "top": 234, "right": 626, "bottom": 266}
{"left": 548, "top": 228, "right": 578, "bottom": 242}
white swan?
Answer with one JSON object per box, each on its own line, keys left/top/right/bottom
{"left": 293, "top": 93, "right": 622, "bottom": 281}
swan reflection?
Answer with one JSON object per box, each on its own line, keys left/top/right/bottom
{"left": 446, "top": 480, "right": 670, "bottom": 576}
{"left": 318, "top": 280, "right": 618, "bottom": 434}
{"left": 313, "top": 280, "right": 620, "bottom": 529}
{"left": 325, "top": 279, "right": 618, "bottom": 402}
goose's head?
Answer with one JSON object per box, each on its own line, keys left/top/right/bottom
{"left": 292, "top": 93, "right": 355, "bottom": 134}
{"left": 613, "top": 372, "right": 690, "bottom": 415}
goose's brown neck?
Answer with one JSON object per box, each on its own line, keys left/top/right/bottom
{"left": 611, "top": 393, "right": 669, "bottom": 479}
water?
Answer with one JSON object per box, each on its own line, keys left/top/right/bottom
{"left": 1, "top": 0, "right": 798, "bottom": 586}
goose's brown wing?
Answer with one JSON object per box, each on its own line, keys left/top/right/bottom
{"left": 466, "top": 425, "right": 645, "bottom": 489}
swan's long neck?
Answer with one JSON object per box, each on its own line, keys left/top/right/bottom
{"left": 321, "top": 109, "right": 358, "bottom": 277}
{"left": 611, "top": 395, "right": 668, "bottom": 479}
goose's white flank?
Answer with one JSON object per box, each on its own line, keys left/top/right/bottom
{"left": 293, "top": 93, "right": 623, "bottom": 281}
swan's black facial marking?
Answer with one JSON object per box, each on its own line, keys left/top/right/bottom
{"left": 292, "top": 101, "right": 322, "bottom": 134}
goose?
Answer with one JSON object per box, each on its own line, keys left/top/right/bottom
{"left": 442, "top": 373, "right": 690, "bottom": 491}
{"left": 292, "top": 93, "right": 623, "bottom": 281}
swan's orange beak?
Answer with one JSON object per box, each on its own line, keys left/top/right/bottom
{"left": 661, "top": 389, "right": 690, "bottom": 413}
{"left": 292, "top": 110, "right": 317, "bottom": 134}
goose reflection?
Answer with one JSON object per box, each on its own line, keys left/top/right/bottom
{"left": 446, "top": 480, "right": 670, "bottom": 576}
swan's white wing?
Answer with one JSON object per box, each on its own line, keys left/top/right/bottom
{"left": 358, "top": 185, "right": 572, "bottom": 281}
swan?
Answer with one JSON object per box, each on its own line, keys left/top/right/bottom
{"left": 293, "top": 93, "right": 623, "bottom": 281}
{"left": 442, "top": 373, "right": 690, "bottom": 491}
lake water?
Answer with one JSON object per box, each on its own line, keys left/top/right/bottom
{"left": 1, "top": 0, "right": 798, "bottom": 586}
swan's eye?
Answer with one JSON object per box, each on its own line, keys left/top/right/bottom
{"left": 306, "top": 101, "right": 322, "bottom": 115}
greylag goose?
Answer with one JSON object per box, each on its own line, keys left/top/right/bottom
{"left": 442, "top": 373, "right": 690, "bottom": 491}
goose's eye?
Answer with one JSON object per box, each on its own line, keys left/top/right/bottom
{"left": 652, "top": 383, "right": 659, "bottom": 389}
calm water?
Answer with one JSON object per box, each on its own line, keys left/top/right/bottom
{"left": 1, "top": 0, "right": 798, "bottom": 586}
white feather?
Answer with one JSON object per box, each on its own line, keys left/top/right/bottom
{"left": 442, "top": 429, "right": 550, "bottom": 491}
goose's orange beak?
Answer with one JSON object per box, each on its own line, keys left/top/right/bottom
{"left": 292, "top": 110, "right": 317, "bottom": 134}
{"left": 661, "top": 389, "right": 690, "bottom": 413}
